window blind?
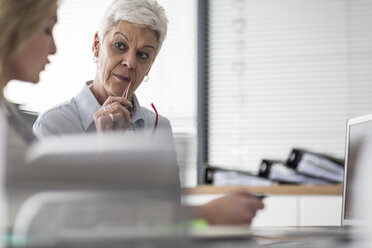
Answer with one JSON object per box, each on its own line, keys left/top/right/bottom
{"left": 209, "top": 0, "right": 372, "bottom": 172}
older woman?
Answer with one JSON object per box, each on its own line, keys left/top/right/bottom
{"left": 33, "top": 0, "right": 264, "bottom": 226}
{"left": 33, "top": 0, "right": 171, "bottom": 142}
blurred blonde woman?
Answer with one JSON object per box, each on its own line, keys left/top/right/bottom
{"left": 0, "top": 0, "right": 57, "bottom": 88}
{"left": 0, "top": 0, "right": 57, "bottom": 163}
{"left": 0, "top": 0, "right": 58, "bottom": 227}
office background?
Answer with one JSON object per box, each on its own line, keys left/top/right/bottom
{"left": 4, "top": 0, "right": 372, "bottom": 186}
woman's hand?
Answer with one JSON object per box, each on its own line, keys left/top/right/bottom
{"left": 195, "top": 190, "right": 265, "bottom": 225}
{"left": 93, "top": 96, "right": 133, "bottom": 132}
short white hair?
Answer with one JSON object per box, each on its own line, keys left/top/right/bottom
{"left": 98, "top": 0, "right": 168, "bottom": 55}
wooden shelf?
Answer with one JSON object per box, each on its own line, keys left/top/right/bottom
{"left": 183, "top": 184, "right": 343, "bottom": 195}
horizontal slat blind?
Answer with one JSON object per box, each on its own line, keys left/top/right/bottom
{"left": 209, "top": 0, "right": 372, "bottom": 172}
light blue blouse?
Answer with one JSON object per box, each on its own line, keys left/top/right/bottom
{"left": 33, "top": 81, "right": 174, "bottom": 146}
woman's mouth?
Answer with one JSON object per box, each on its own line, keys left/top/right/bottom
{"left": 42, "top": 60, "right": 50, "bottom": 70}
{"left": 114, "top": 74, "right": 131, "bottom": 83}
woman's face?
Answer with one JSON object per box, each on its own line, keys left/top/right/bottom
{"left": 5, "top": 14, "right": 57, "bottom": 83}
{"left": 93, "top": 21, "right": 158, "bottom": 100}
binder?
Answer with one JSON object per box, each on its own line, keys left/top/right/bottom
{"left": 204, "top": 166, "right": 273, "bottom": 186}
{"left": 258, "top": 159, "right": 331, "bottom": 184}
{"left": 286, "top": 148, "right": 344, "bottom": 183}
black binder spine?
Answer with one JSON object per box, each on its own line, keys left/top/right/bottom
{"left": 286, "top": 148, "right": 343, "bottom": 169}
{"left": 204, "top": 167, "right": 215, "bottom": 184}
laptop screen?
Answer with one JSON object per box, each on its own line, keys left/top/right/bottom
{"left": 342, "top": 114, "right": 372, "bottom": 225}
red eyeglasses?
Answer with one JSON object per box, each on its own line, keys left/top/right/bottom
{"left": 151, "top": 103, "right": 158, "bottom": 135}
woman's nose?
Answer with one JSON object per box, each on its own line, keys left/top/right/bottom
{"left": 50, "top": 37, "right": 57, "bottom": 55}
{"left": 121, "top": 52, "right": 136, "bottom": 70}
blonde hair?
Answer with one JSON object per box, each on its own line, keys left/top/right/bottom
{"left": 0, "top": 0, "right": 58, "bottom": 85}
{"left": 98, "top": 0, "right": 168, "bottom": 56}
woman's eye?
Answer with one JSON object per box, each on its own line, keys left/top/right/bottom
{"left": 138, "top": 51, "right": 149, "bottom": 60}
{"left": 115, "top": 42, "right": 126, "bottom": 50}
{"left": 44, "top": 28, "right": 52, "bottom": 36}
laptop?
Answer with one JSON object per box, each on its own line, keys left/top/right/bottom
{"left": 341, "top": 113, "right": 372, "bottom": 227}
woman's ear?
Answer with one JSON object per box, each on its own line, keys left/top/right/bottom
{"left": 92, "top": 32, "right": 100, "bottom": 58}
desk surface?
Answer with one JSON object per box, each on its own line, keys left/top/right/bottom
{"left": 183, "top": 184, "right": 343, "bottom": 195}
{"left": 188, "top": 226, "right": 354, "bottom": 248}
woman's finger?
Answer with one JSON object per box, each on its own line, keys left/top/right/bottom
{"left": 106, "top": 103, "right": 131, "bottom": 123}
{"left": 102, "top": 96, "right": 133, "bottom": 110}
{"left": 94, "top": 113, "right": 114, "bottom": 131}
{"left": 93, "top": 105, "right": 133, "bottom": 132}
